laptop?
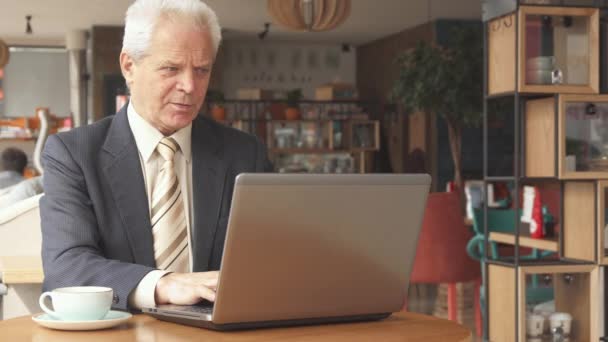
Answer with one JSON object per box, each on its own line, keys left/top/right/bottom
{"left": 142, "top": 173, "right": 431, "bottom": 330}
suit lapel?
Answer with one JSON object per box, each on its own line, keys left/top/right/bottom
{"left": 101, "top": 107, "right": 155, "bottom": 267}
{"left": 191, "top": 117, "right": 226, "bottom": 271}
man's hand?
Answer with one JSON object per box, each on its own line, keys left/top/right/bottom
{"left": 154, "top": 271, "right": 219, "bottom": 305}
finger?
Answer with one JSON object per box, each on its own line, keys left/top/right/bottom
{"left": 201, "top": 277, "right": 219, "bottom": 290}
{"left": 198, "top": 285, "right": 216, "bottom": 302}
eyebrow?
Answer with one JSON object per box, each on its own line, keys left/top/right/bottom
{"left": 157, "top": 60, "right": 180, "bottom": 67}
{"left": 157, "top": 60, "right": 212, "bottom": 69}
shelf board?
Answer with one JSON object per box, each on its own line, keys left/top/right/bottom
{"left": 486, "top": 259, "right": 593, "bottom": 268}
{"left": 349, "top": 147, "right": 380, "bottom": 152}
{"left": 485, "top": 91, "right": 516, "bottom": 100}
{"left": 519, "top": 177, "right": 560, "bottom": 182}
{"left": 489, "top": 232, "right": 559, "bottom": 252}
{"left": 267, "top": 119, "right": 335, "bottom": 123}
{"left": 269, "top": 148, "right": 349, "bottom": 154}
{"left": 217, "top": 118, "right": 373, "bottom": 123}
{"left": 485, "top": 176, "right": 516, "bottom": 181}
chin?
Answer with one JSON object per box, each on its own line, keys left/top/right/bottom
{"left": 167, "top": 113, "right": 196, "bottom": 130}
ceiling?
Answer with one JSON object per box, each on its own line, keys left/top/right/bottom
{"left": 0, "top": 0, "right": 481, "bottom": 47}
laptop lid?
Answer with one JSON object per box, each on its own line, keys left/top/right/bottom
{"left": 212, "top": 173, "right": 430, "bottom": 324}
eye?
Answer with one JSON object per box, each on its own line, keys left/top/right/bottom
{"left": 158, "top": 65, "right": 179, "bottom": 74}
{"left": 195, "top": 67, "right": 210, "bottom": 76}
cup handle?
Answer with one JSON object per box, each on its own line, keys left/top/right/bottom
{"left": 39, "top": 292, "right": 59, "bottom": 319}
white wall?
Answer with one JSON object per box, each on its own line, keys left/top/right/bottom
{"left": 2, "top": 48, "right": 70, "bottom": 117}
{"left": 219, "top": 40, "right": 356, "bottom": 99}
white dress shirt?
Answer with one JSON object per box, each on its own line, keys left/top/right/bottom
{"left": 126, "top": 102, "right": 195, "bottom": 309}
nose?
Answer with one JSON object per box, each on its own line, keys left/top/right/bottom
{"left": 177, "top": 69, "right": 194, "bottom": 94}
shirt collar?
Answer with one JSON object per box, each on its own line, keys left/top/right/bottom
{"left": 127, "top": 102, "right": 192, "bottom": 163}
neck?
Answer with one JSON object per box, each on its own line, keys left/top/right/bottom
{"left": 130, "top": 99, "right": 175, "bottom": 136}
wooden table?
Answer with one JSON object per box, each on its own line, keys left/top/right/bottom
{"left": 0, "top": 256, "right": 44, "bottom": 284}
{"left": 0, "top": 312, "right": 472, "bottom": 341}
{"left": 0, "top": 256, "right": 44, "bottom": 320}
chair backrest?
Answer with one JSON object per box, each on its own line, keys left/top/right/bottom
{"left": 0, "top": 194, "right": 43, "bottom": 321}
{"left": 410, "top": 192, "right": 480, "bottom": 284}
{"left": 472, "top": 208, "right": 521, "bottom": 235}
{"left": 0, "top": 194, "right": 42, "bottom": 256}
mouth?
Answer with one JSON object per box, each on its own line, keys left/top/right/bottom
{"left": 170, "top": 103, "right": 193, "bottom": 111}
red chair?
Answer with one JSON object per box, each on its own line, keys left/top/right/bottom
{"left": 407, "top": 192, "right": 482, "bottom": 336}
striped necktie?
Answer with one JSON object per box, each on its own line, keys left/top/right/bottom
{"left": 151, "top": 137, "right": 189, "bottom": 272}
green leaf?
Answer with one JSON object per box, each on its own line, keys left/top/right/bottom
{"left": 390, "top": 25, "right": 482, "bottom": 127}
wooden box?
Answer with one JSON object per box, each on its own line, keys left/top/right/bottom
{"left": 315, "top": 83, "right": 358, "bottom": 101}
{"left": 484, "top": 0, "right": 600, "bottom": 21}
{"left": 524, "top": 94, "right": 608, "bottom": 179}
{"left": 563, "top": 181, "right": 596, "bottom": 262}
{"left": 488, "top": 6, "right": 599, "bottom": 95}
{"left": 548, "top": 180, "right": 608, "bottom": 264}
{"left": 345, "top": 120, "right": 380, "bottom": 151}
{"left": 488, "top": 263, "right": 600, "bottom": 342}
{"left": 236, "top": 88, "right": 274, "bottom": 100}
{"left": 597, "top": 180, "right": 608, "bottom": 265}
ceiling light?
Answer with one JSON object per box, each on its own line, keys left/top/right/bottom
{"left": 267, "top": 0, "right": 351, "bottom": 32}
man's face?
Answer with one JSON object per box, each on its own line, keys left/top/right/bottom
{"left": 120, "top": 17, "right": 214, "bottom": 135}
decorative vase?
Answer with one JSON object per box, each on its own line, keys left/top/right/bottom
{"left": 285, "top": 107, "right": 300, "bottom": 120}
{"left": 211, "top": 105, "right": 226, "bottom": 121}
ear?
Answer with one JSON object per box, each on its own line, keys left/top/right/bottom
{"left": 119, "top": 52, "right": 136, "bottom": 86}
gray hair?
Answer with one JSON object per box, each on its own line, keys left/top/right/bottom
{"left": 122, "top": 0, "right": 222, "bottom": 61}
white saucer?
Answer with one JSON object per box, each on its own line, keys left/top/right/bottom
{"left": 32, "top": 310, "right": 132, "bottom": 331}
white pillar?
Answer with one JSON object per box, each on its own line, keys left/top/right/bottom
{"left": 66, "top": 30, "right": 87, "bottom": 127}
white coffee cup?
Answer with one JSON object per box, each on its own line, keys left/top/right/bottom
{"left": 550, "top": 312, "right": 573, "bottom": 336}
{"left": 526, "top": 313, "right": 544, "bottom": 337}
{"left": 39, "top": 286, "right": 113, "bottom": 321}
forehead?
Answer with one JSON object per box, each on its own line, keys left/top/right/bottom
{"left": 147, "top": 18, "right": 213, "bottom": 62}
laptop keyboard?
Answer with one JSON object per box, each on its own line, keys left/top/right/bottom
{"left": 185, "top": 305, "right": 214, "bottom": 314}
{"left": 158, "top": 304, "right": 214, "bottom": 314}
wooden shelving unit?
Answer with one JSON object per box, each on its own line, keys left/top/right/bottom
{"left": 484, "top": 2, "right": 607, "bottom": 341}
{"left": 266, "top": 118, "right": 379, "bottom": 174}
{"left": 206, "top": 101, "right": 382, "bottom": 174}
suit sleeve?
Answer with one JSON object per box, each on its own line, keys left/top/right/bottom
{"left": 40, "top": 135, "right": 155, "bottom": 311}
{"left": 254, "top": 137, "right": 273, "bottom": 172}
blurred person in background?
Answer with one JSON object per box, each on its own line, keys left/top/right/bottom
{"left": 0, "top": 147, "right": 27, "bottom": 189}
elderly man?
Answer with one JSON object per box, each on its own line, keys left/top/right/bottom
{"left": 41, "top": 0, "right": 271, "bottom": 311}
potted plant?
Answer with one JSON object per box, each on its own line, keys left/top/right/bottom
{"left": 206, "top": 90, "right": 226, "bottom": 121}
{"left": 284, "top": 89, "right": 302, "bottom": 120}
{"left": 390, "top": 26, "right": 482, "bottom": 190}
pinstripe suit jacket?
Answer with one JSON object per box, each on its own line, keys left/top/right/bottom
{"left": 40, "top": 106, "right": 271, "bottom": 310}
